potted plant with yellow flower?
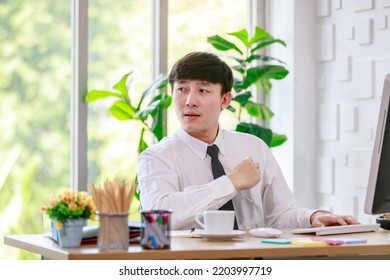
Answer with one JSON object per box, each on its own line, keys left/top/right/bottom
{"left": 41, "top": 190, "right": 96, "bottom": 248}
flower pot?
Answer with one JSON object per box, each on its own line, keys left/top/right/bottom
{"left": 54, "top": 219, "right": 85, "bottom": 248}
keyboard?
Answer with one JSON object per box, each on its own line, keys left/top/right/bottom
{"left": 291, "top": 223, "right": 380, "bottom": 236}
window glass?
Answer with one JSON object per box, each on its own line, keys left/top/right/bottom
{"left": 167, "top": 0, "right": 248, "bottom": 133}
{"left": 0, "top": 0, "right": 71, "bottom": 260}
{"left": 87, "top": 0, "right": 152, "bottom": 220}
{"left": 87, "top": 0, "right": 247, "bottom": 221}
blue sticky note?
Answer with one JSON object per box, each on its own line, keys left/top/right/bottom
{"left": 262, "top": 239, "right": 291, "bottom": 244}
{"left": 337, "top": 238, "right": 367, "bottom": 244}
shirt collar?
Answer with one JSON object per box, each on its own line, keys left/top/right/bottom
{"left": 178, "top": 127, "right": 225, "bottom": 159}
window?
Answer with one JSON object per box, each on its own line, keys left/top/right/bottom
{"left": 0, "top": 0, "right": 71, "bottom": 260}
{"left": 1, "top": 0, "right": 252, "bottom": 259}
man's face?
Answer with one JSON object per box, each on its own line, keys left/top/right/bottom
{"left": 172, "top": 79, "right": 231, "bottom": 143}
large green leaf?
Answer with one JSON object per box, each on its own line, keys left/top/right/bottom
{"left": 151, "top": 111, "right": 164, "bottom": 141}
{"left": 242, "top": 65, "right": 289, "bottom": 89}
{"left": 113, "top": 71, "right": 132, "bottom": 102}
{"left": 137, "top": 128, "right": 148, "bottom": 154}
{"left": 270, "top": 132, "right": 288, "bottom": 147}
{"left": 235, "top": 122, "right": 273, "bottom": 146}
{"left": 251, "top": 39, "right": 287, "bottom": 53}
{"left": 85, "top": 90, "right": 122, "bottom": 103}
{"left": 245, "top": 102, "right": 274, "bottom": 120}
{"left": 232, "top": 91, "right": 252, "bottom": 107}
{"left": 257, "top": 78, "right": 272, "bottom": 94}
{"left": 207, "top": 35, "right": 243, "bottom": 55}
{"left": 137, "top": 74, "right": 168, "bottom": 110}
{"left": 247, "top": 54, "right": 286, "bottom": 64}
{"left": 226, "top": 105, "right": 236, "bottom": 113}
{"left": 150, "top": 93, "right": 172, "bottom": 115}
{"left": 227, "top": 28, "right": 249, "bottom": 47}
{"left": 232, "top": 65, "right": 245, "bottom": 74}
{"left": 249, "top": 26, "right": 270, "bottom": 44}
{"left": 133, "top": 99, "right": 160, "bottom": 120}
{"left": 109, "top": 100, "right": 136, "bottom": 120}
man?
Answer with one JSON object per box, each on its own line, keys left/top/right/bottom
{"left": 137, "top": 51, "right": 359, "bottom": 230}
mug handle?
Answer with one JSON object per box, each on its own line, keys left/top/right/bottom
{"left": 195, "top": 212, "right": 205, "bottom": 229}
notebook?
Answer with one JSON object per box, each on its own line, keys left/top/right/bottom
{"left": 81, "top": 220, "right": 144, "bottom": 245}
{"left": 291, "top": 223, "right": 380, "bottom": 236}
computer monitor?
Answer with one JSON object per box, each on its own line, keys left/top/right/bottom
{"left": 364, "top": 74, "right": 390, "bottom": 217}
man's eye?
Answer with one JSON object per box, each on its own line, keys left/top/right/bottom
{"left": 199, "top": 89, "right": 209, "bottom": 93}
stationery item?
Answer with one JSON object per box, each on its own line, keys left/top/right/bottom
{"left": 261, "top": 238, "right": 291, "bottom": 244}
{"left": 97, "top": 212, "right": 129, "bottom": 251}
{"left": 140, "top": 210, "right": 172, "bottom": 249}
{"left": 81, "top": 220, "right": 143, "bottom": 244}
{"left": 291, "top": 223, "right": 380, "bottom": 236}
{"left": 291, "top": 239, "right": 328, "bottom": 247}
{"left": 90, "top": 179, "right": 137, "bottom": 251}
{"left": 336, "top": 238, "right": 367, "bottom": 244}
{"left": 195, "top": 210, "right": 235, "bottom": 234}
{"left": 310, "top": 237, "right": 344, "bottom": 245}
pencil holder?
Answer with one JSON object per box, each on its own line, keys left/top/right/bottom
{"left": 140, "top": 210, "right": 172, "bottom": 249}
{"left": 98, "top": 212, "right": 129, "bottom": 251}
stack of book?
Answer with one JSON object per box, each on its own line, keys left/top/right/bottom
{"left": 81, "top": 220, "right": 144, "bottom": 245}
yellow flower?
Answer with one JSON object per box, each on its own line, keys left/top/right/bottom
{"left": 42, "top": 189, "right": 97, "bottom": 224}
{"left": 79, "top": 191, "right": 88, "bottom": 200}
{"left": 79, "top": 199, "right": 86, "bottom": 209}
{"left": 49, "top": 198, "right": 57, "bottom": 208}
{"left": 68, "top": 202, "right": 78, "bottom": 211}
{"left": 70, "top": 191, "right": 77, "bottom": 202}
{"left": 55, "top": 221, "right": 63, "bottom": 229}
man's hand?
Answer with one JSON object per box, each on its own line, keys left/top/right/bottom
{"left": 227, "top": 156, "right": 260, "bottom": 191}
{"left": 310, "top": 211, "right": 360, "bottom": 227}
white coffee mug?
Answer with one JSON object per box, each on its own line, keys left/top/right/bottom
{"left": 195, "top": 210, "right": 235, "bottom": 234}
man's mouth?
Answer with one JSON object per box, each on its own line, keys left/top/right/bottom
{"left": 184, "top": 112, "right": 200, "bottom": 117}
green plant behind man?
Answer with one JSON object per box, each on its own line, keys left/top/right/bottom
{"left": 207, "top": 26, "right": 289, "bottom": 147}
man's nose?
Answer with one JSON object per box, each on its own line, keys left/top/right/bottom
{"left": 185, "top": 90, "right": 198, "bottom": 106}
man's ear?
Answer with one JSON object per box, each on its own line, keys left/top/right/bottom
{"left": 221, "top": 91, "right": 232, "bottom": 110}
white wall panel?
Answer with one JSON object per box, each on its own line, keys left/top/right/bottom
{"left": 353, "top": 0, "right": 374, "bottom": 12}
{"left": 318, "top": 157, "right": 335, "bottom": 194}
{"left": 312, "top": 0, "right": 390, "bottom": 222}
{"left": 352, "top": 148, "right": 373, "bottom": 188}
{"left": 337, "top": 55, "right": 352, "bottom": 81}
{"left": 317, "top": 0, "right": 331, "bottom": 17}
{"left": 320, "top": 103, "right": 339, "bottom": 140}
{"left": 318, "top": 24, "right": 335, "bottom": 61}
{"left": 356, "top": 18, "right": 373, "bottom": 45}
{"left": 333, "top": 0, "right": 342, "bottom": 10}
{"left": 376, "top": 57, "right": 390, "bottom": 97}
{"left": 380, "top": 0, "right": 390, "bottom": 8}
{"left": 354, "top": 59, "right": 374, "bottom": 99}
{"left": 340, "top": 105, "right": 358, "bottom": 132}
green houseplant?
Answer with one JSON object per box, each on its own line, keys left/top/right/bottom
{"left": 86, "top": 26, "right": 288, "bottom": 151}
{"left": 41, "top": 190, "right": 97, "bottom": 248}
{"left": 207, "top": 26, "right": 289, "bottom": 147}
{"left": 86, "top": 72, "right": 170, "bottom": 155}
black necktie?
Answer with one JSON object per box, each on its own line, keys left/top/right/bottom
{"left": 207, "top": 144, "right": 238, "bottom": 229}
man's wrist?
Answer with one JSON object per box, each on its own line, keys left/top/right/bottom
{"left": 310, "top": 210, "right": 332, "bottom": 225}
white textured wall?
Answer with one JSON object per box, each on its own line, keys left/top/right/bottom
{"left": 268, "top": 0, "right": 390, "bottom": 222}
{"left": 314, "top": 0, "right": 390, "bottom": 223}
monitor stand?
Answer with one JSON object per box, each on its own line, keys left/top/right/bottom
{"left": 376, "top": 214, "right": 390, "bottom": 230}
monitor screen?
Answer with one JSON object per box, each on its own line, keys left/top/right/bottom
{"left": 364, "top": 74, "right": 390, "bottom": 215}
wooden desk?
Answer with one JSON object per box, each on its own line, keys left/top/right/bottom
{"left": 4, "top": 229, "right": 390, "bottom": 260}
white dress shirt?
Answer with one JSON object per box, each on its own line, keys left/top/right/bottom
{"left": 138, "top": 127, "right": 315, "bottom": 230}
